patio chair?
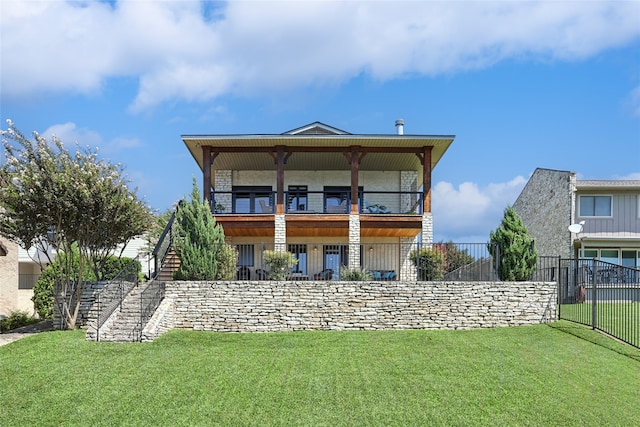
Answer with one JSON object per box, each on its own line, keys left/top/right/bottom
{"left": 255, "top": 268, "right": 271, "bottom": 280}
{"left": 326, "top": 200, "right": 347, "bottom": 214}
{"left": 259, "top": 200, "right": 272, "bottom": 213}
{"left": 313, "top": 269, "right": 334, "bottom": 280}
{"left": 237, "top": 266, "right": 251, "bottom": 280}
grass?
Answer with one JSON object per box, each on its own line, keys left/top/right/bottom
{"left": 560, "top": 302, "right": 640, "bottom": 347}
{"left": 1, "top": 322, "right": 639, "bottom": 426}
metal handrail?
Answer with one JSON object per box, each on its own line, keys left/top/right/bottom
{"left": 151, "top": 211, "right": 176, "bottom": 279}
{"left": 210, "top": 190, "right": 425, "bottom": 214}
{"left": 95, "top": 256, "right": 140, "bottom": 341}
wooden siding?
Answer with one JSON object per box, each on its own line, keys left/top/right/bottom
{"left": 577, "top": 192, "right": 640, "bottom": 238}
{"left": 213, "top": 214, "right": 421, "bottom": 238}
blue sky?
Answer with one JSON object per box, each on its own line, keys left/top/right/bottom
{"left": 1, "top": 0, "right": 639, "bottom": 242}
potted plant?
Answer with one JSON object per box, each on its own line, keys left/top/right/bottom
{"left": 214, "top": 203, "right": 225, "bottom": 214}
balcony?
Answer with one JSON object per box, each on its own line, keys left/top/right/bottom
{"left": 210, "top": 190, "right": 425, "bottom": 237}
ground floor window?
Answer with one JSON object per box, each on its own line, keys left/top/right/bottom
{"left": 237, "top": 244, "right": 254, "bottom": 267}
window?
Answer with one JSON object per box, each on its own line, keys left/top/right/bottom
{"left": 288, "top": 244, "right": 307, "bottom": 274}
{"left": 579, "top": 195, "right": 612, "bottom": 217}
{"left": 232, "top": 186, "right": 272, "bottom": 214}
{"left": 237, "top": 244, "right": 254, "bottom": 267}
{"left": 324, "top": 186, "right": 363, "bottom": 213}
{"left": 287, "top": 186, "right": 307, "bottom": 211}
{"left": 323, "top": 244, "right": 349, "bottom": 279}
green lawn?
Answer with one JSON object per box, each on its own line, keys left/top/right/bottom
{"left": 560, "top": 302, "right": 640, "bottom": 347}
{"left": 1, "top": 322, "right": 639, "bottom": 426}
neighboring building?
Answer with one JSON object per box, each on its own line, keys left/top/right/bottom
{"left": 180, "top": 120, "right": 455, "bottom": 280}
{"left": 0, "top": 236, "right": 150, "bottom": 317}
{"left": 513, "top": 168, "right": 640, "bottom": 266}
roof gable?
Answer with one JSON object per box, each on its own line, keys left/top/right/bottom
{"left": 282, "top": 122, "right": 351, "bottom": 136}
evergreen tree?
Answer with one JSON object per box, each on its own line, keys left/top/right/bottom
{"left": 488, "top": 206, "right": 538, "bottom": 281}
{"left": 173, "top": 179, "right": 228, "bottom": 280}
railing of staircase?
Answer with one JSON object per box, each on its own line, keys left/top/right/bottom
{"left": 132, "top": 279, "right": 166, "bottom": 342}
{"left": 95, "top": 256, "right": 140, "bottom": 342}
{"left": 152, "top": 211, "right": 176, "bottom": 279}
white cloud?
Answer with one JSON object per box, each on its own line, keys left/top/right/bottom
{"left": 42, "top": 123, "right": 103, "bottom": 148}
{"left": 1, "top": 1, "right": 639, "bottom": 111}
{"left": 432, "top": 176, "right": 528, "bottom": 242}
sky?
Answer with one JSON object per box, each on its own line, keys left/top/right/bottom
{"left": 1, "top": 0, "right": 639, "bottom": 243}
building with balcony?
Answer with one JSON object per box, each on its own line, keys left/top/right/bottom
{"left": 181, "top": 121, "right": 455, "bottom": 281}
{"left": 513, "top": 167, "right": 640, "bottom": 267}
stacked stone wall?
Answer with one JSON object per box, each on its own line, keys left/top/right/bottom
{"left": 159, "top": 280, "right": 556, "bottom": 333}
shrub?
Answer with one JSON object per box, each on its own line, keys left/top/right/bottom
{"left": 215, "top": 244, "right": 238, "bottom": 280}
{"left": 263, "top": 250, "right": 298, "bottom": 280}
{"left": 488, "top": 206, "right": 538, "bottom": 281}
{"left": 340, "top": 266, "right": 372, "bottom": 281}
{"left": 173, "top": 179, "right": 228, "bottom": 281}
{"left": 410, "top": 247, "right": 447, "bottom": 281}
{"left": 0, "top": 311, "right": 40, "bottom": 333}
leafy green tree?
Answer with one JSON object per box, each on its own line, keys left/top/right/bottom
{"left": 173, "top": 179, "right": 234, "bottom": 280}
{"left": 436, "top": 241, "right": 476, "bottom": 274}
{"left": 488, "top": 206, "right": 538, "bottom": 281}
{"left": 32, "top": 246, "right": 141, "bottom": 319}
{"left": 0, "top": 120, "right": 150, "bottom": 329}
{"left": 410, "top": 247, "right": 447, "bottom": 281}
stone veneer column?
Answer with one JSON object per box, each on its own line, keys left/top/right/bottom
{"left": 422, "top": 213, "right": 433, "bottom": 247}
{"left": 214, "top": 170, "right": 232, "bottom": 212}
{"left": 399, "top": 236, "right": 418, "bottom": 281}
{"left": 349, "top": 215, "right": 361, "bottom": 270}
{"left": 400, "top": 171, "right": 418, "bottom": 213}
{"left": 274, "top": 215, "right": 286, "bottom": 252}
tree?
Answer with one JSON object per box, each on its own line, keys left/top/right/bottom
{"left": 32, "top": 246, "right": 141, "bottom": 319}
{"left": 0, "top": 120, "right": 150, "bottom": 329}
{"left": 410, "top": 247, "right": 447, "bottom": 281}
{"left": 436, "top": 241, "right": 476, "bottom": 274}
{"left": 488, "top": 206, "right": 538, "bottom": 281}
{"left": 173, "top": 179, "right": 235, "bottom": 280}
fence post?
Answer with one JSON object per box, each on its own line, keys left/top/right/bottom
{"left": 592, "top": 269, "right": 597, "bottom": 330}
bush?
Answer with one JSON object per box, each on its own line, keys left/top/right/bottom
{"left": 215, "top": 244, "right": 238, "bottom": 280}
{"left": 0, "top": 311, "right": 40, "bottom": 333}
{"left": 489, "top": 206, "right": 538, "bottom": 281}
{"left": 263, "top": 250, "right": 298, "bottom": 280}
{"left": 340, "top": 266, "right": 372, "bottom": 281}
{"left": 410, "top": 247, "right": 447, "bottom": 281}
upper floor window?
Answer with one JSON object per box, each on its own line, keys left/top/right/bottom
{"left": 579, "top": 195, "right": 612, "bottom": 217}
{"left": 232, "top": 186, "right": 272, "bottom": 214}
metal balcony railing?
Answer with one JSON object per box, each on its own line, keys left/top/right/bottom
{"left": 210, "top": 190, "right": 424, "bottom": 215}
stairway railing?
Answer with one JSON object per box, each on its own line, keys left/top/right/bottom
{"left": 152, "top": 211, "right": 176, "bottom": 279}
{"left": 95, "top": 255, "right": 140, "bottom": 342}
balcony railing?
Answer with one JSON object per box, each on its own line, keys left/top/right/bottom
{"left": 210, "top": 190, "right": 424, "bottom": 215}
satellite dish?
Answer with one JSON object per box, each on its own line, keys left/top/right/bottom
{"left": 568, "top": 223, "right": 584, "bottom": 233}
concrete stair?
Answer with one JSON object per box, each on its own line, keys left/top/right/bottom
{"left": 96, "top": 283, "right": 149, "bottom": 342}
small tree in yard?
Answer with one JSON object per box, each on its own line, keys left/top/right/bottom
{"left": 0, "top": 121, "right": 150, "bottom": 329}
{"left": 488, "top": 206, "right": 538, "bottom": 281}
{"left": 173, "top": 179, "right": 236, "bottom": 280}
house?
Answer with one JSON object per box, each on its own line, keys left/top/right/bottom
{"left": 513, "top": 167, "right": 640, "bottom": 266}
{"left": 180, "top": 120, "right": 455, "bottom": 280}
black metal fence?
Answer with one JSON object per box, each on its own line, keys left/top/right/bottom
{"left": 557, "top": 258, "right": 640, "bottom": 348}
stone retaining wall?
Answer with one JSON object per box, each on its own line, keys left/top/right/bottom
{"left": 150, "top": 280, "right": 557, "bottom": 334}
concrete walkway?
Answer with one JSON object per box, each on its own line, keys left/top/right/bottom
{"left": 0, "top": 320, "right": 54, "bottom": 347}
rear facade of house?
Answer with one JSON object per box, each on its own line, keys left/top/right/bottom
{"left": 180, "top": 121, "right": 455, "bottom": 281}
